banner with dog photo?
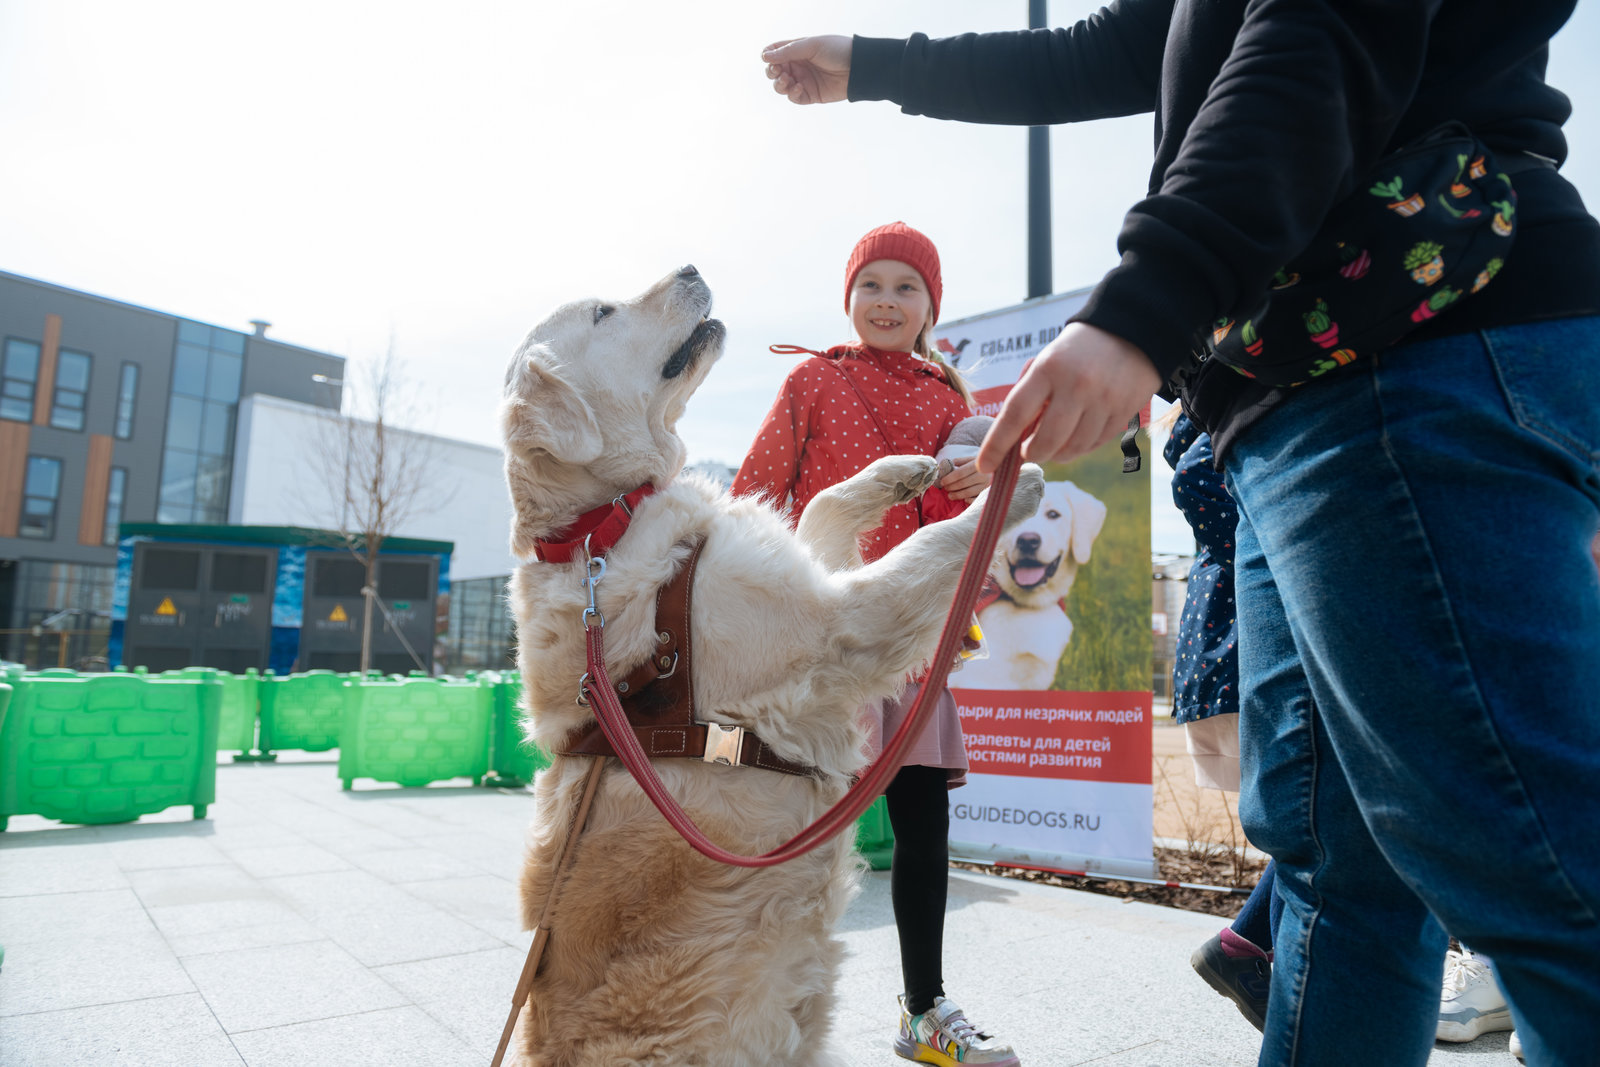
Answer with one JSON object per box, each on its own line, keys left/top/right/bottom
{"left": 935, "top": 290, "right": 1157, "bottom": 880}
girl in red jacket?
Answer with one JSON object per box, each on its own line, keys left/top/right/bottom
{"left": 734, "top": 222, "right": 1020, "bottom": 1067}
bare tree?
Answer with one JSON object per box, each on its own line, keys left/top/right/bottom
{"left": 312, "top": 340, "right": 449, "bottom": 673}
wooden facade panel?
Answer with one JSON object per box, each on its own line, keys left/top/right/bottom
{"left": 78, "top": 433, "right": 114, "bottom": 545}
{"left": 33, "top": 313, "right": 62, "bottom": 426}
{"left": 0, "top": 420, "right": 30, "bottom": 537}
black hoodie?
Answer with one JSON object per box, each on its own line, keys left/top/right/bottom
{"left": 848, "top": 0, "right": 1600, "bottom": 453}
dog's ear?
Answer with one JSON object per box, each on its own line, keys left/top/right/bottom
{"left": 502, "top": 347, "right": 603, "bottom": 465}
{"left": 1062, "top": 482, "right": 1108, "bottom": 564}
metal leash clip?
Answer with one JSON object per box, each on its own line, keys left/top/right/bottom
{"left": 581, "top": 546, "right": 606, "bottom": 631}
{"left": 576, "top": 538, "right": 607, "bottom": 706}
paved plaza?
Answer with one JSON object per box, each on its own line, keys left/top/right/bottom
{"left": 0, "top": 754, "right": 1516, "bottom": 1066}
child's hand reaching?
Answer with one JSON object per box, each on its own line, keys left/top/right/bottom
{"left": 937, "top": 457, "right": 991, "bottom": 501}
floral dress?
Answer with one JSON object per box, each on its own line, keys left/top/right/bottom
{"left": 1163, "top": 412, "right": 1241, "bottom": 790}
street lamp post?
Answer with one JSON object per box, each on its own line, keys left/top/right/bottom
{"left": 1028, "top": 0, "right": 1052, "bottom": 300}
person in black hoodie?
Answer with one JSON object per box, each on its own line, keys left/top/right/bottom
{"left": 760, "top": 8, "right": 1600, "bottom": 1066}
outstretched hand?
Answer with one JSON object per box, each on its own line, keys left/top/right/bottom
{"left": 762, "top": 36, "right": 853, "bottom": 105}
{"left": 938, "top": 457, "right": 991, "bottom": 501}
{"left": 976, "top": 323, "right": 1161, "bottom": 471}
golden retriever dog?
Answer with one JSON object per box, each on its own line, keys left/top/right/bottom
{"left": 499, "top": 265, "right": 1043, "bottom": 1066}
{"left": 959, "top": 479, "right": 1107, "bottom": 691}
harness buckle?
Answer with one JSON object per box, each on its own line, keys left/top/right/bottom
{"left": 702, "top": 722, "right": 744, "bottom": 767}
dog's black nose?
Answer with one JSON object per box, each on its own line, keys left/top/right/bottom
{"left": 1016, "top": 533, "right": 1042, "bottom": 555}
{"left": 677, "top": 264, "right": 699, "bottom": 277}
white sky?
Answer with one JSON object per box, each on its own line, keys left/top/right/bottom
{"left": 3, "top": 1, "right": 1597, "bottom": 555}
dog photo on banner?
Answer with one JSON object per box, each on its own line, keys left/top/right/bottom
{"left": 936, "top": 290, "right": 1157, "bottom": 880}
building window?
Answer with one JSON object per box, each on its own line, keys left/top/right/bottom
{"left": 50, "top": 348, "right": 91, "bottom": 431}
{"left": 115, "top": 363, "right": 138, "bottom": 438}
{"left": 20, "top": 455, "right": 63, "bottom": 539}
{"left": 103, "top": 467, "right": 128, "bottom": 546}
{"left": 2, "top": 338, "right": 40, "bottom": 422}
{"left": 0, "top": 560, "right": 114, "bottom": 669}
{"left": 440, "top": 575, "right": 516, "bottom": 673}
{"left": 158, "top": 321, "right": 247, "bottom": 524}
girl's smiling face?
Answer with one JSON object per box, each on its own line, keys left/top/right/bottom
{"left": 849, "top": 259, "right": 931, "bottom": 353}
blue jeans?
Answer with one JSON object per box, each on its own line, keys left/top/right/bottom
{"left": 1231, "top": 859, "right": 1280, "bottom": 953}
{"left": 1224, "top": 316, "right": 1600, "bottom": 1067}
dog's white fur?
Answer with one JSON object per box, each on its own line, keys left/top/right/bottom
{"left": 499, "top": 267, "right": 1043, "bottom": 1066}
{"left": 959, "top": 479, "right": 1107, "bottom": 691}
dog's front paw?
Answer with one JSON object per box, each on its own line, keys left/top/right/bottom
{"left": 859, "top": 455, "right": 941, "bottom": 505}
{"left": 975, "top": 463, "right": 1046, "bottom": 529}
{"left": 1004, "top": 464, "right": 1046, "bottom": 527}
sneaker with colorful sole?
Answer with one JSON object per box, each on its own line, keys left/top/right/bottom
{"left": 894, "top": 995, "right": 1020, "bottom": 1066}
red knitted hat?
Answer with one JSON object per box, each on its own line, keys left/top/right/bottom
{"left": 844, "top": 221, "right": 942, "bottom": 325}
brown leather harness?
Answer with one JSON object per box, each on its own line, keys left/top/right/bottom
{"left": 556, "top": 536, "right": 818, "bottom": 779}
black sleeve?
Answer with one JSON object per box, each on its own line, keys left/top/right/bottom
{"left": 1075, "top": 0, "right": 1442, "bottom": 381}
{"left": 848, "top": 0, "right": 1448, "bottom": 384}
{"left": 847, "top": 1, "right": 1170, "bottom": 126}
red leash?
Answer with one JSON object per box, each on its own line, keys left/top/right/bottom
{"left": 580, "top": 444, "right": 1025, "bottom": 868}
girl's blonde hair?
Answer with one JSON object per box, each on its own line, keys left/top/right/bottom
{"left": 915, "top": 321, "right": 975, "bottom": 409}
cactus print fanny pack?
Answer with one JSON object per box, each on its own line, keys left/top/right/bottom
{"left": 1198, "top": 122, "right": 1537, "bottom": 388}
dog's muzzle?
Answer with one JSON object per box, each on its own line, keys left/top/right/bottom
{"left": 1009, "top": 553, "right": 1062, "bottom": 590}
{"left": 662, "top": 317, "right": 725, "bottom": 379}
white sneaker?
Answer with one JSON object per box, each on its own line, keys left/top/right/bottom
{"left": 1436, "top": 949, "right": 1514, "bottom": 1042}
{"left": 894, "top": 995, "right": 1020, "bottom": 1066}
{"left": 1508, "top": 1030, "right": 1524, "bottom": 1061}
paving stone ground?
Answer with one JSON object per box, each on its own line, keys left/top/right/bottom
{"left": 0, "top": 754, "right": 1515, "bottom": 1066}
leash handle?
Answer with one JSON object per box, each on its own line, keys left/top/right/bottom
{"left": 581, "top": 443, "right": 1026, "bottom": 868}
{"left": 490, "top": 754, "right": 607, "bottom": 1067}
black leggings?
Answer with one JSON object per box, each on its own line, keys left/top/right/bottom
{"left": 885, "top": 763, "right": 950, "bottom": 1016}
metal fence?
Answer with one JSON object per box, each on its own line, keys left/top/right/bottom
{"left": 0, "top": 629, "right": 112, "bottom": 672}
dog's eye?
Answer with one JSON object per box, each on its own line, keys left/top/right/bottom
{"left": 1045, "top": 509, "right": 1061, "bottom": 520}
{"left": 593, "top": 305, "right": 613, "bottom": 325}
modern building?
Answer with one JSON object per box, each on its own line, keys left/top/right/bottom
{"left": 0, "top": 269, "right": 344, "bottom": 667}
{"left": 226, "top": 392, "right": 520, "bottom": 674}
{"left": 228, "top": 393, "right": 512, "bottom": 582}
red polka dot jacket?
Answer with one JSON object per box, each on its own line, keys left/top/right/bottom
{"left": 732, "top": 343, "right": 972, "bottom": 563}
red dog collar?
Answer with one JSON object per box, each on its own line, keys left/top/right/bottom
{"left": 532, "top": 484, "right": 656, "bottom": 563}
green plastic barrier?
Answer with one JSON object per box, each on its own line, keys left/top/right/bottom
{"left": 157, "top": 668, "right": 261, "bottom": 756}
{"left": 0, "top": 682, "right": 5, "bottom": 967}
{"left": 854, "top": 795, "right": 895, "bottom": 871}
{"left": 484, "top": 672, "right": 550, "bottom": 788}
{"left": 0, "top": 672, "right": 220, "bottom": 830}
{"left": 338, "top": 676, "right": 491, "bottom": 789}
{"left": 219, "top": 668, "right": 263, "bottom": 757}
{"left": 257, "top": 670, "right": 346, "bottom": 753}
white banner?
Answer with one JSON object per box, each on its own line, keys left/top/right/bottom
{"left": 935, "top": 289, "right": 1157, "bottom": 879}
